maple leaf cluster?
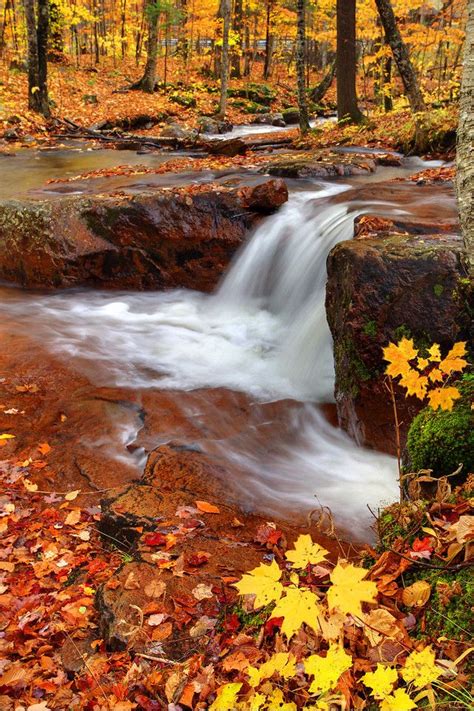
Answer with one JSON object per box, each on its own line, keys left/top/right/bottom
{"left": 383, "top": 338, "right": 470, "bottom": 411}
{"left": 224, "top": 531, "right": 457, "bottom": 710}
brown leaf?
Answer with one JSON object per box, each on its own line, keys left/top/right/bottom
{"left": 402, "top": 580, "right": 431, "bottom": 608}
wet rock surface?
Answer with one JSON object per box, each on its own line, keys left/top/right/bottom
{"left": 96, "top": 443, "right": 343, "bottom": 655}
{"left": 263, "top": 150, "right": 379, "bottom": 179}
{"left": 326, "top": 231, "right": 472, "bottom": 454}
{"left": 0, "top": 179, "right": 287, "bottom": 290}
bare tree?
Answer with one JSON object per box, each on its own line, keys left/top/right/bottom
{"left": 375, "top": 0, "right": 426, "bottom": 113}
{"left": 336, "top": 0, "right": 363, "bottom": 122}
{"left": 296, "top": 0, "right": 309, "bottom": 133}
{"left": 456, "top": 0, "right": 474, "bottom": 276}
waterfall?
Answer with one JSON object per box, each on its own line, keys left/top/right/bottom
{"left": 0, "top": 182, "right": 399, "bottom": 534}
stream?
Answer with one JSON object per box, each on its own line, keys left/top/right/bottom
{"left": 0, "top": 144, "right": 456, "bottom": 537}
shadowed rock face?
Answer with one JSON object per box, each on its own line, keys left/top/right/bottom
{"left": 326, "top": 231, "right": 472, "bottom": 455}
{"left": 0, "top": 179, "right": 288, "bottom": 291}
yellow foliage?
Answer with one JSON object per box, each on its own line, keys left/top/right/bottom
{"left": 209, "top": 682, "right": 242, "bottom": 710}
{"left": 361, "top": 664, "right": 398, "bottom": 700}
{"left": 380, "top": 688, "right": 416, "bottom": 711}
{"left": 327, "top": 560, "right": 377, "bottom": 617}
{"left": 304, "top": 642, "right": 352, "bottom": 694}
{"left": 272, "top": 586, "right": 322, "bottom": 639}
{"left": 234, "top": 559, "right": 283, "bottom": 608}
{"left": 285, "top": 534, "right": 328, "bottom": 569}
{"left": 401, "top": 646, "right": 442, "bottom": 689}
{"left": 384, "top": 338, "right": 470, "bottom": 412}
{"left": 247, "top": 652, "right": 296, "bottom": 688}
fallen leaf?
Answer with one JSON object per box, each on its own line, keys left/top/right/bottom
{"left": 196, "top": 500, "right": 220, "bottom": 514}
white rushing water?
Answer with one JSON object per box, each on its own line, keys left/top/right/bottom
{"left": 0, "top": 182, "right": 400, "bottom": 533}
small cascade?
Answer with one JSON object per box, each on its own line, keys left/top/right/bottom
{"left": 0, "top": 181, "right": 400, "bottom": 533}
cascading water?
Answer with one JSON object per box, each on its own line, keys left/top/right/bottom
{"left": 0, "top": 183, "right": 400, "bottom": 535}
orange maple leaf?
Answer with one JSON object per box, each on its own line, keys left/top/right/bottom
{"left": 383, "top": 338, "right": 418, "bottom": 378}
{"left": 427, "top": 386, "right": 461, "bottom": 411}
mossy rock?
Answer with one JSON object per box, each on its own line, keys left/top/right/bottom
{"left": 243, "top": 101, "right": 268, "bottom": 114}
{"left": 228, "top": 83, "right": 276, "bottom": 105}
{"left": 282, "top": 107, "right": 300, "bottom": 125}
{"left": 406, "top": 375, "right": 474, "bottom": 479}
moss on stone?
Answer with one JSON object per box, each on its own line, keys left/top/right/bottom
{"left": 363, "top": 320, "right": 377, "bottom": 337}
{"left": 334, "top": 335, "right": 372, "bottom": 398}
{"left": 407, "top": 375, "right": 474, "bottom": 478}
{"left": 433, "top": 283, "right": 444, "bottom": 297}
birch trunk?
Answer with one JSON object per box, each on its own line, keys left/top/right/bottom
{"left": 456, "top": 0, "right": 474, "bottom": 277}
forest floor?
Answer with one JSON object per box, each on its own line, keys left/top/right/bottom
{"left": 0, "top": 58, "right": 458, "bottom": 158}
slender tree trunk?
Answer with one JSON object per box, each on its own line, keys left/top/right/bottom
{"left": 374, "top": 0, "right": 426, "bottom": 113}
{"left": 132, "top": 0, "right": 159, "bottom": 91}
{"left": 231, "top": 0, "right": 242, "bottom": 78}
{"left": 296, "top": 0, "right": 309, "bottom": 133}
{"left": 263, "top": 0, "right": 273, "bottom": 79}
{"left": 25, "top": 0, "right": 50, "bottom": 116}
{"left": 456, "top": 0, "right": 474, "bottom": 277}
{"left": 218, "top": 0, "right": 231, "bottom": 116}
{"left": 310, "top": 58, "right": 336, "bottom": 104}
{"left": 336, "top": 0, "right": 363, "bottom": 122}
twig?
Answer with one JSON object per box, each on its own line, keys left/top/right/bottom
{"left": 135, "top": 653, "right": 179, "bottom": 664}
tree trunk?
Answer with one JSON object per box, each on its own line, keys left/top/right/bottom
{"left": 132, "top": 0, "right": 159, "bottom": 92}
{"left": 336, "top": 0, "right": 363, "bottom": 122}
{"left": 218, "top": 0, "right": 231, "bottom": 116}
{"left": 25, "top": 0, "right": 50, "bottom": 117}
{"left": 310, "top": 58, "right": 336, "bottom": 104}
{"left": 374, "top": 0, "right": 426, "bottom": 113}
{"left": 263, "top": 0, "right": 273, "bottom": 79}
{"left": 231, "top": 0, "right": 242, "bottom": 78}
{"left": 296, "top": 0, "right": 309, "bottom": 134}
{"left": 456, "top": 0, "right": 474, "bottom": 277}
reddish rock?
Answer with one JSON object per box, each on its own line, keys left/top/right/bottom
{"left": 238, "top": 178, "right": 288, "bottom": 212}
{"left": 0, "top": 180, "right": 288, "bottom": 291}
{"left": 326, "top": 232, "right": 472, "bottom": 454}
{"left": 264, "top": 151, "right": 377, "bottom": 179}
{"left": 354, "top": 213, "right": 460, "bottom": 239}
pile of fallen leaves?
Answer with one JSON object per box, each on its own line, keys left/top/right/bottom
{"left": 1, "top": 435, "right": 472, "bottom": 710}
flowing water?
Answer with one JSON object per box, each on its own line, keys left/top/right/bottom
{"left": 0, "top": 150, "right": 456, "bottom": 536}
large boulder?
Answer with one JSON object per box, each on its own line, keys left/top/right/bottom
{"left": 326, "top": 231, "right": 472, "bottom": 455}
{"left": 0, "top": 180, "right": 288, "bottom": 291}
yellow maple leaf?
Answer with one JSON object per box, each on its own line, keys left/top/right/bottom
{"left": 327, "top": 560, "right": 377, "bottom": 617}
{"left": 427, "top": 343, "right": 441, "bottom": 362}
{"left": 362, "top": 664, "right": 398, "bottom": 700}
{"left": 237, "top": 692, "right": 266, "bottom": 710}
{"left": 380, "top": 688, "right": 416, "bottom": 711}
{"left": 398, "top": 370, "right": 428, "bottom": 400}
{"left": 209, "top": 683, "right": 242, "bottom": 710}
{"left": 439, "top": 341, "right": 468, "bottom": 375}
{"left": 285, "top": 534, "right": 328, "bottom": 569}
{"left": 401, "top": 646, "right": 442, "bottom": 689}
{"left": 304, "top": 642, "right": 352, "bottom": 694}
{"left": 234, "top": 559, "right": 283, "bottom": 608}
{"left": 428, "top": 368, "right": 443, "bottom": 383}
{"left": 272, "top": 585, "right": 322, "bottom": 639}
{"left": 416, "top": 357, "right": 429, "bottom": 370}
{"left": 427, "top": 386, "right": 461, "bottom": 412}
{"left": 263, "top": 688, "right": 297, "bottom": 711}
{"left": 247, "top": 652, "right": 296, "bottom": 687}
{"left": 383, "top": 338, "right": 417, "bottom": 378}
